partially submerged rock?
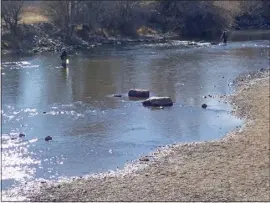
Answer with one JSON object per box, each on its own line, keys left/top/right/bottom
{"left": 19, "top": 133, "right": 25, "bottom": 138}
{"left": 128, "top": 89, "right": 150, "bottom": 98}
{"left": 202, "top": 104, "right": 207, "bottom": 109}
{"left": 45, "top": 136, "right": 52, "bottom": 141}
{"left": 113, "top": 94, "right": 122, "bottom": 97}
{"left": 142, "top": 97, "right": 173, "bottom": 107}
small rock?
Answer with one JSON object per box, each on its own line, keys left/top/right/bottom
{"left": 40, "top": 181, "right": 46, "bottom": 184}
{"left": 128, "top": 89, "right": 150, "bottom": 98}
{"left": 204, "top": 96, "right": 207, "bottom": 98}
{"left": 19, "top": 133, "right": 25, "bottom": 137}
{"left": 222, "top": 77, "right": 224, "bottom": 78}
{"left": 45, "top": 136, "right": 52, "bottom": 141}
{"left": 113, "top": 94, "right": 122, "bottom": 97}
{"left": 201, "top": 104, "right": 207, "bottom": 109}
{"left": 140, "top": 157, "right": 150, "bottom": 162}
{"left": 43, "top": 112, "right": 46, "bottom": 114}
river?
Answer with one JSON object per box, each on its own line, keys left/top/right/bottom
{"left": 1, "top": 30, "right": 269, "bottom": 192}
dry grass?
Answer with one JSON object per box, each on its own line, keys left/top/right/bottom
{"left": 137, "top": 26, "right": 158, "bottom": 35}
{"left": 19, "top": 6, "right": 48, "bottom": 24}
{"left": 28, "top": 71, "right": 270, "bottom": 201}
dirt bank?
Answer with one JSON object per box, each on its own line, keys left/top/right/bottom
{"left": 15, "top": 70, "right": 270, "bottom": 201}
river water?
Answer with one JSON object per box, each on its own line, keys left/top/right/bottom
{"left": 1, "top": 31, "right": 269, "bottom": 191}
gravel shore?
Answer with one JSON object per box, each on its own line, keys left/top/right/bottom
{"left": 18, "top": 70, "right": 270, "bottom": 201}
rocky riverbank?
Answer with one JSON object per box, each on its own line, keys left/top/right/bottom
{"left": 1, "top": 22, "right": 182, "bottom": 55}
{"left": 3, "top": 68, "right": 266, "bottom": 201}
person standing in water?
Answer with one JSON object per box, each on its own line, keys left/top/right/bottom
{"left": 60, "top": 50, "right": 68, "bottom": 68}
{"left": 221, "top": 31, "right": 228, "bottom": 44}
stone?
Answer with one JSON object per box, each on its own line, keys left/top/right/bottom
{"left": 113, "top": 94, "right": 122, "bottom": 97}
{"left": 19, "top": 133, "right": 25, "bottom": 137}
{"left": 45, "top": 136, "right": 52, "bottom": 141}
{"left": 128, "top": 89, "right": 150, "bottom": 98}
{"left": 140, "top": 157, "right": 150, "bottom": 162}
{"left": 202, "top": 104, "right": 207, "bottom": 109}
{"left": 142, "top": 97, "right": 173, "bottom": 107}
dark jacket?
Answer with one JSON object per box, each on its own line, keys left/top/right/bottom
{"left": 221, "top": 32, "right": 227, "bottom": 43}
{"left": 60, "top": 51, "right": 67, "bottom": 60}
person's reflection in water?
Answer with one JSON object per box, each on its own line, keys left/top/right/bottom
{"left": 60, "top": 66, "right": 69, "bottom": 81}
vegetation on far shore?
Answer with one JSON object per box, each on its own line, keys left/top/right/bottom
{"left": 1, "top": 0, "right": 270, "bottom": 53}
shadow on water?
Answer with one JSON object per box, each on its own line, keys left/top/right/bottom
{"left": 1, "top": 30, "right": 269, "bottom": 193}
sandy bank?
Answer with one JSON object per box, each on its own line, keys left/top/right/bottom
{"left": 25, "top": 70, "right": 270, "bottom": 201}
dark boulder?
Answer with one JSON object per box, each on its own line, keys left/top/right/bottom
{"left": 45, "top": 136, "right": 52, "bottom": 141}
{"left": 142, "top": 97, "right": 173, "bottom": 107}
{"left": 202, "top": 104, "right": 207, "bottom": 109}
{"left": 128, "top": 89, "right": 150, "bottom": 98}
{"left": 19, "top": 133, "right": 25, "bottom": 138}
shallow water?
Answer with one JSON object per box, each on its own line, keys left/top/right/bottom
{"left": 1, "top": 33, "right": 269, "bottom": 191}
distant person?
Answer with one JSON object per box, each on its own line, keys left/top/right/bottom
{"left": 221, "top": 31, "right": 228, "bottom": 44}
{"left": 60, "top": 50, "right": 68, "bottom": 68}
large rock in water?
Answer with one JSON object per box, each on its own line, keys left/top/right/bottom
{"left": 128, "top": 89, "right": 150, "bottom": 98}
{"left": 142, "top": 97, "right": 173, "bottom": 107}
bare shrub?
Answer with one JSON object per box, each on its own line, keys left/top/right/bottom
{"left": 1, "top": 0, "right": 24, "bottom": 37}
{"left": 157, "top": 0, "right": 241, "bottom": 39}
